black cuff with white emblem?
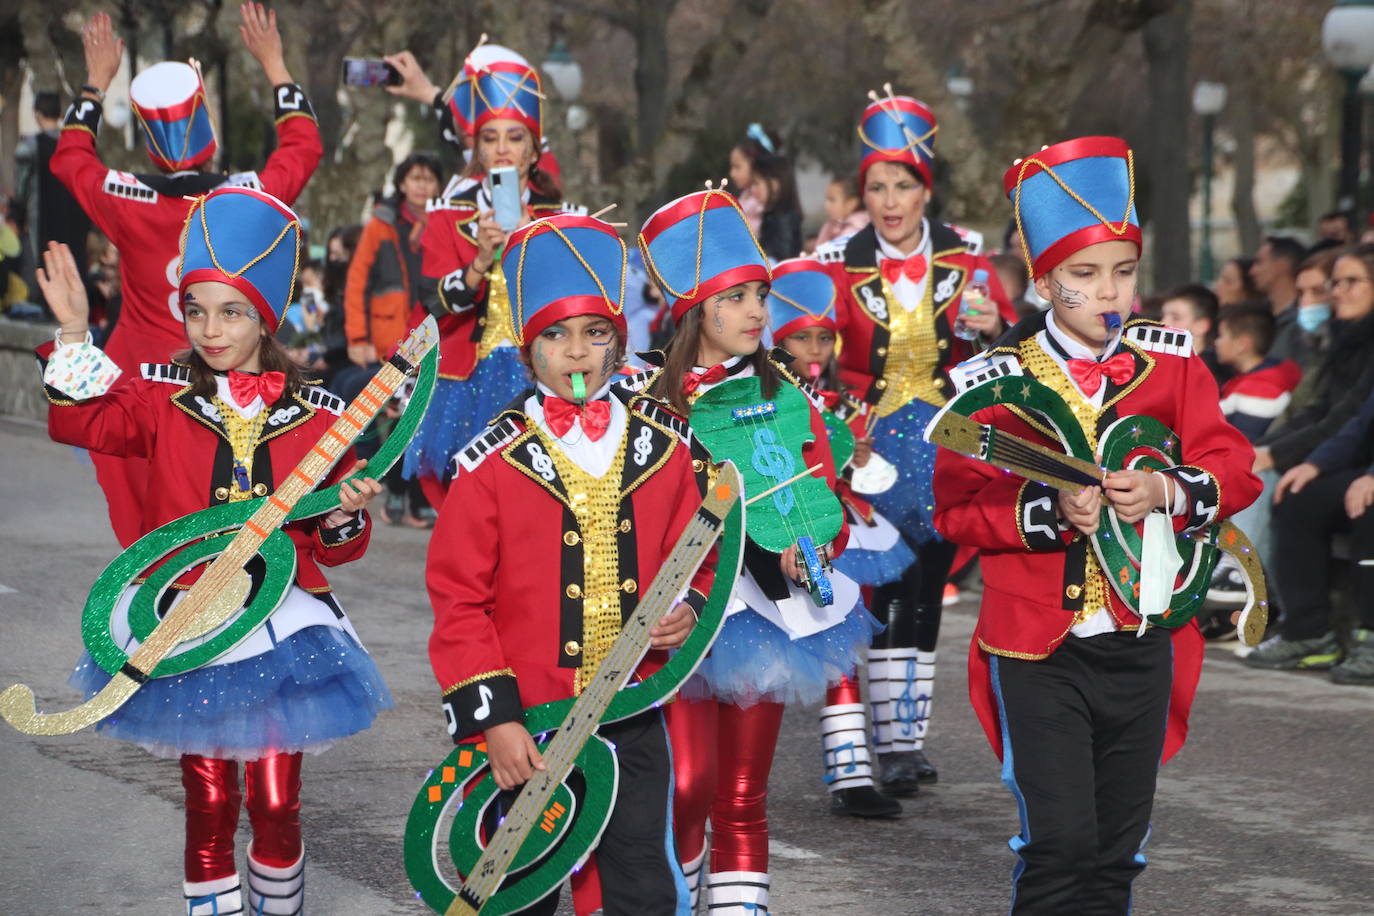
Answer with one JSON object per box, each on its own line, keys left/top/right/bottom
{"left": 64, "top": 98, "right": 103, "bottom": 133}
{"left": 318, "top": 510, "right": 366, "bottom": 546}
{"left": 1017, "top": 480, "right": 1064, "bottom": 551}
{"left": 441, "top": 671, "right": 522, "bottom": 742}
{"left": 1160, "top": 465, "right": 1220, "bottom": 532}
{"left": 272, "top": 83, "right": 316, "bottom": 121}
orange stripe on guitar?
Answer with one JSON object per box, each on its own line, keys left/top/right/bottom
{"left": 327, "top": 428, "right": 350, "bottom": 445}
{"left": 269, "top": 496, "right": 290, "bottom": 512}
{"left": 339, "top": 412, "right": 364, "bottom": 429}
{"left": 357, "top": 389, "right": 383, "bottom": 408}
{"left": 311, "top": 445, "right": 333, "bottom": 461}
{"left": 244, "top": 521, "right": 268, "bottom": 538}
{"left": 291, "top": 468, "right": 313, "bottom": 484}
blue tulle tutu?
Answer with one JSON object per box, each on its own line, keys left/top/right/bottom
{"left": 682, "top": 604, "right": 882, "bottom": 707}
{"left": 68, "top": 625, "right": 393, "bottom": 761}
{"left": 404, "top": 348, "right": 529, "bottom": 480}
{"left": 868, "top": 399, "right": 942, "bottom": 545}
{"left": 832, "top": 536, "right": 916, "bottom": 586}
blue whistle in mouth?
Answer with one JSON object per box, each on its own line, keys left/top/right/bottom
{"left": 233, "top": 461, "right": 252, "bottom": 491}
{"left": 1104, "top": 312, "right": 1122, "bottom": 332}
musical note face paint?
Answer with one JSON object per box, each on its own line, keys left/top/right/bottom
{"left": 1050, "top": 278, "right": 1088, "bottom": 309}
{"left": 697, "top": 281, "right": 769, "bottom": 367}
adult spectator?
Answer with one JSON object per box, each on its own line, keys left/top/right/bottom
{"left": 1214, "top": 256, "right": 1259, "bottom": 306}
{"left": 318, "top": 224, "right": 362, "bottom": 386}
{"left": 1290, "top": 250, "right": 1336, "bottom": 376}
{"left": 1249, "top": 236, "right": 1305, "bottom": 365}
{"left": 15, "top": 90, "right": 91, "bottom": 298}
{"left": 1317, "top": 209, "right": 1355, "bottom": 246}
{"left": 1252, "top": 384, "right": 1374, "bottom": 685}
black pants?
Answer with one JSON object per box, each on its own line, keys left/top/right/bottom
{"left": 989, "top": 630, "right": 1172, "bottom": 915}
{"left": 520, "top": 709, "right": 683, "bottom": 916}
{"left": 872, "top": 538, "right": 957, "bottom": 651}
{"left": 1272, "top": 468, "right": 1374, "bottom": 639}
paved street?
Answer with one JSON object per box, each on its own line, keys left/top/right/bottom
{"left": 1, "top": 414, "right": 1371, "bottom": 915}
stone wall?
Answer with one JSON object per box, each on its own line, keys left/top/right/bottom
{"left": 0, "top": 317, "right": 52, "bottom": 422}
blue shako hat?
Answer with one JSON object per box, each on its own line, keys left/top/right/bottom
{"left": 448, "top": 43, "right": 543, "bottom": 139}
{"left": 1003, "top": 136, "right": 1141, "bottom": 279}
{"left": 858, "top": 92, "right": 937, "bottom": 187}
{"left": 638, "top": 189, "right": 771, "bottom": 322}
{"left": 502, "top": 213, "right": 628, "bottom": 347}
{"left": 130, "top": 61, "right": 217, "bottom": 172}
{"left": 178, "top": 187, "right": 302, "bottom": 331}
{"left": 768, "top": 257, "right": 838, "bottom": 340}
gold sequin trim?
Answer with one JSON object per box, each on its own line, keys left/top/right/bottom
{"left": 873, "top": 270, "right": 945, "bottom": 416}
{"left": 443, "top": 667, "right": 515, "bottom": 696}
{"left": 214, "top": 396, "right": 269, "bottom": 502}
{"left": 539, "top": 430, "right": 629, "bottom": 694}
{"left": 477, "top": 260, "right": 517, "bottom": 361}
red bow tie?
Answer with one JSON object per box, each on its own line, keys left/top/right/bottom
{"left": 880, "top": 253, "right": 928, "bottom": 287}
{"left": 1066, "top": 353, "right": 1135, "bottom": 396}
{"left": 681, "top": 364, "right": 729, "bottom": 396}
{"left": 544, "top": 396, "right": 612, "bottom": 441}
{"left": 817, "top": 389, "right": 841, "bottom": 409}
{"left": 227, "top": 370, "right": 286, "bottom": 408}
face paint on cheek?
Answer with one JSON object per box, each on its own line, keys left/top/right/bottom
{"left": 1051, "top": 278, "right": 1089, "bottom": 309}
{"left": 713, "top": 302, "right": 725, "bottom": 334}
{"left": 599, "top": 343, "right": 617, "bottom": 378}
{"left": 534, "top": 341, "right": 549, "bottom": 369}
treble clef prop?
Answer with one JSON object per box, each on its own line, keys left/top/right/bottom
{"left": 691, "top": 377, "right": 844, "bottom": 607}
{"left": 404, "top": 463, "right": 745, "bottom": 916}
{"left": 924, "top": 375, "right": 1268, "bottom": 646}
{"left": 0, "top": 317, "right": 440, "bottom": 736}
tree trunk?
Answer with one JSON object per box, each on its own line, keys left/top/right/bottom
{"left": 1226, "top": 78, "right": 1261, "bottom": 258}
{"left": 0, "top": 14, "right": 24, "bottom": 194}
{"left": 1142, "top": 0, "right": 1192, "bottom": 290}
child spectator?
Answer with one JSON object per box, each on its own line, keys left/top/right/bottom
{"left": 990, "top": 251, "right": 1040, "bottom": 321}
{"left": 815, "top": 176, "right": 870, "bottom": 247}
{"left": 1161, "top": 283, "right": 1227, "bottom": 383}
{"left": 1215, "top": 304, "right": 1302, "bottom": 442}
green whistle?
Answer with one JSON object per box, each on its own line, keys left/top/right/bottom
{"left": 571, "top": 372, "right": 587, "bottom": 402}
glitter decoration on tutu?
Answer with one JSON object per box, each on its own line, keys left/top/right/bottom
{"left": 868, "top": 398, "right": 942, "bottom": 545}
{"left": 68, "top": 625, "right": 393, "bottom": 761}
{"left": 682, "top": 601, "right": 881, "bottom": 707}
{"left": 403, "top": 348, "right": 528, "bottom": 480}
{"left": 833, "top": 535, "right": 916, "bottom": 586}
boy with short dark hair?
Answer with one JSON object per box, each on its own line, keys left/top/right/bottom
{"left": 1215, "top": 304, "right": 1302, "bottom": 442}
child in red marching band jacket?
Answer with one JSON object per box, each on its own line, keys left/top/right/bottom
{"left": 36, "top": 187, "right": 388, "bottom": 915}
{"left": 932, "top": 137, "right": 1260, "bottom": 913}
{"left": 625, "top": 190, "right": 878, "bottom": 914}
{"left": 426, "top": 213, "right": 715, "bottom": 916}
{"left": 767, "top": 256, "right": 911, "bottom": 821}
{"left": 408, "top": 43, "right": 584, "bottom": 508}
{"left": 53, "top": 6, "right": 323, "bottom": 549}
{"left": 815, "top": 89, "right": 1019, "bottom": 795}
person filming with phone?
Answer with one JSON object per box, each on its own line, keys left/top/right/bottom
{"left": 400, "top": 43, "right": 586, "bottom": 509}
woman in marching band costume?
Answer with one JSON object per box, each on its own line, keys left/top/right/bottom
{"left": 934, "top": 137, "right": 1258, "bottom": 912}
{"left": 35, "top": 187, "right": 389, "bottom": 916}
{"left": 768, "top": 256, "right": 910, "bottom": 820}
{"left": 817, "top": 90, "right": 1019, "bottom": 794}
{"left": 625, "top": 189, "right": 878, "bottom": 913}
{"left": 407, "top": 43, "right": 583, "bottom": 505}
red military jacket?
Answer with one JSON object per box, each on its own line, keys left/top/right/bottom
{"left": 41, "top": 349, "right": 369, "bottom": 592}
{"left": 415, "top": 183, "right": 582, "bottom": 381}
{"left": 931, "top": 315, "right": 1261, "bottom": 762}
{"left": 820, "top": 221, "right": 1019, "bottom": 407}
{"left": 427, "top": 389, "right": 716, "bottom": 741}
{"left": 51, "top": 87, "right": 322, "bottom": 374}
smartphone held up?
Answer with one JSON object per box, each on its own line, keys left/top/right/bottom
{"left": 342, "top": 57, "right": 401, "bottom": 88}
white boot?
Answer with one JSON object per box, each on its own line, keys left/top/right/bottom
{"left": 245, "top": 844, "right": 303, "bottom": 916}
{"left": 868, "top": 647, "right": 921, "bottom": 754}
{"left": 185, "top": 874, "right": 243, "bottom": 916}
{"left": 820, "top": 700, "right": 873, "bottom": 791}
{"left": 705, "top": 870, "right": 769, "bottom": 914}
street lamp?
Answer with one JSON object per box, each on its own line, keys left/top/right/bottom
{"left": 1322, "top": 0, "right": 1374, "bottom": 213}
{"left": 945, "top": 65, "right": 973, "bottom": 111}
{"left": 542, "top": 38, "right": 583, "bottom": 103}
{"left": 1192, "top": 81, "right": 1227, "bottom": 284}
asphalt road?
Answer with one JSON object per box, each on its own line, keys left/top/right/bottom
{"left": 1, "top": 415, "right": 1371, "bottom": 915}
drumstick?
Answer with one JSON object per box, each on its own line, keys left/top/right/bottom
{"left": 746, "top": 463, "right": 824, "bottom": 506}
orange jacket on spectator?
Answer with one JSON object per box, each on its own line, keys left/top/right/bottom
{"left": 345, "top": 200, "right": 420, "bottom": 358}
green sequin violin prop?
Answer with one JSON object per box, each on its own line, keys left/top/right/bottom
{"left": 923, "top": 363, "right": 1268, "bottom": 647}
{"left": 691, "top": 376, "right": 845, "bottom": 606}
{"left": 0, "top": 318, "right": 440, "bottom": 737}
{"left": 405, "top": 463, "right": 744, "bottom": 916}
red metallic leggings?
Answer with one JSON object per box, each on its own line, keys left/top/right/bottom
{"left": 665, "top": 697, "right": 785, "bottom": 874}
{"left": 827, "top": 674, "right": 861, "bottom": 707}
{"left": 180, "top": 752, "right": 303, "bottom": 882}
